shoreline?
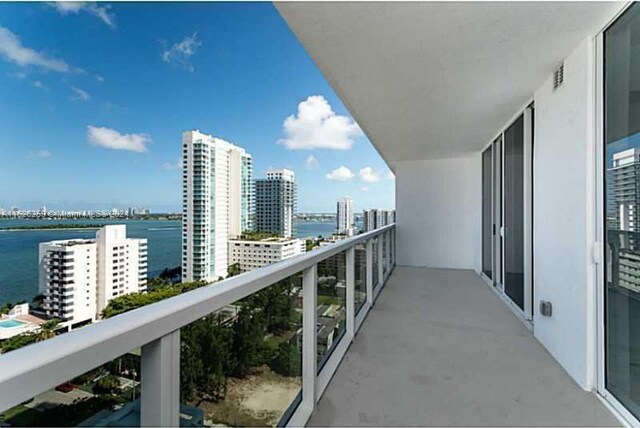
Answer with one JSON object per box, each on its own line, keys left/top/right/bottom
{"left": 0, "top": 227, "right": 103, "bottom": 232}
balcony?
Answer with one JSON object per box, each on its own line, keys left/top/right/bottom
{"left": 0, "top": 225, "right": 620, "bottom": 426}
{"left": 308, "top": 267, "right": 617, "bottom": 426}
{"left": 1, "top": 1, "right": 638, "bottom": 426}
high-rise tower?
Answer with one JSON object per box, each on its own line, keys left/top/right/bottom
{"left": 182, "top": 130, "right": 253, "bottom": 282}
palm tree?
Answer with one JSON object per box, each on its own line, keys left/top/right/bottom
{"left": 32, "top": 294, "right": 45, "bottom": 310}
{"left": 36, "top": 319, "right": 60, "bottom": 341}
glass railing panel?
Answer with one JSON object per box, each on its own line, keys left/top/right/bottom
{"left": 180, "top": 272, "right": 303, "bottom": 427}
{"left": 0, "top": 349, "right": 141, "bottom": 427}
{"left": 316, "top": 251, "right": 347, "bottom": 371}
{"left": 354, "top": 242, "right": 367, "bottom": 314}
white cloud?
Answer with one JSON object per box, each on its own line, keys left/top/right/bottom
{"left": 8, "top": 71, "right": 26, "bottom": 80}
{"left": 359, "top": 166, "right": 380, "bottom": 183}
{"left": 70, "top": 86, "right": 90, "bottom": 102}
{"left": 95, "top": 74, "right": 104, "bottom": 83}
{"left": 48, "top": 2, "right": 116, "bottom": 29}
{"left": 360, "top": 186, "right": 369, "bottom": 192}
{"left": 161, "top": 33, "right": 201, "bottom": 72}
{"left": 48, "top": 2, "right": 86, "bottom": 13}
{"left": 387, "top": 171, "right": 395, "bottom": 180}
{"left": 163, "top": 158, "right": 182, "bottom": 171}
{"left": 87, "top": 125, "right": 149, "bottom": 153}
{"left": 28, "top": 149, "right": 52, "bottom": 158}
{"left": 0, "top": 26, "right": 71, "bottom": 72}
{"left": 325, "top": 166, "right": 354, "bottom": 181}
{"left": 32, "top": 80, "right": 48, "bottom": 92}
{"left": 278, "top": 95, "right": 362, "bottom": 150}
{"left": 305, "top": 155, "right": 319, "bottom": 170}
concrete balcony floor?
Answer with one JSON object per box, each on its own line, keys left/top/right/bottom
{"left": 309, "top": 267, "right": 619, "bottom": 426}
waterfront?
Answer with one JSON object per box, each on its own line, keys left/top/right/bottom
{"left": 0, "top": 219, "right": 343, "bottom": 305}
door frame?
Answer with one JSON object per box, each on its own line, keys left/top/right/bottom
{"left": 481, "top": 143, "right": 495, "bottom": 283}
{"left": 479, "top": 103, "right": 534, "bottom": 321}
{"left": 595, "top": 2, "right": 640, "bottom": 425}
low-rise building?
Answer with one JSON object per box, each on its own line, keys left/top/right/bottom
{"left": 228, "top": 237, "right": 305, "bottom": 273}
{"left": 0, "top": 304, "right": 45, "bottom": 341}
{"left": 38, "top": 225, "right": 147, "bottom": 327}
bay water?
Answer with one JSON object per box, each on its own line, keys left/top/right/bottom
{"left": 0, "top": 218, "right": 342, "bottom": 305}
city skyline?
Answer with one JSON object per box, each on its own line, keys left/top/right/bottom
{"left": 0, "top": 2, "right": 395, "bottom": 213}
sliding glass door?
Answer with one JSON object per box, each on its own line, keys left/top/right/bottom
{"left": 504, "top": 115, "right": 525, "bottom": 310}
{"left": 482, "top": 138, "right": 503, "bottom": 288}
{"left": 604, "top": 4, "right": 640, "bottom": 418}
{"left": 481, "top": 111, "right": 532, "bottom": 317}
{"left": 493, "top": 137, "right": 503, "bottom": 289}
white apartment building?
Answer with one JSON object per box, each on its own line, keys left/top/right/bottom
{"left": 96, "top": 225, "right": 148, "bottom": 315}
{"left": 39, "top": 239, "right": 97, "bottom": 327}
{"left": 362, "top": 209, "right": 377, "bottom": 232}
{"left": 336, "top": 197, "right": 353, "bottom": 236}
{"left": 38, "top": 225, "right": 147, "bottom": 327}
{"left": 255, "top": 168, "right": 296, "bottom": 238}
{"left": 228, "top": 237, "right": 305, "bottom": 273}
{"left": 363, "top": 209, "right": 397, "bottom": 232}
{"left": 182, "top": 130, "right": 253, "bottom": 282}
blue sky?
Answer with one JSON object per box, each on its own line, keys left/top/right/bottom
{"left": 0, "top": 2, "right": 395, "bottom": 213}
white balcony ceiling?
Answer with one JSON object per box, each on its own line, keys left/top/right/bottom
{"left": 275, "top": 2, "right": 623, "bottom": 166}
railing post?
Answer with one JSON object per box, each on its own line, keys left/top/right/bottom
{"left": 302, "top": 265, "right": 317, "bottom": 409}
{"left": 346, "top": 246, "right": 355, "bottom": 338}
{"left": 384, "top": 231, "right": 389, "bottom": 276}
{"left": 141, "top": 329, "right": 180, "bottom": 427}
{"left": 366, "top": 239, "right": 373, "bottom": 305}
{"left": 377, "top": 236, "right": 384, "bottom": 288}
{"left": 387, "top": 230, "right": 392, "bottom": 272}
{"left": 391, "top": 227, "right": 396, "bottom": 267}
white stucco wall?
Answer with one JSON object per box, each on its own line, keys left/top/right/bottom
{"left": 395, "top": 156, "right": 481, "bottom": 271}
{"left": 532, "top": 37, "right": 596, "bottom": 390}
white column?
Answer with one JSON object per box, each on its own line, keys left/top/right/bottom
{"left": 366, "top": 239, "right": 373, "bottom": 305}
{"left": 385, "top": 231, "right": 390, "bottom": 275}
{"left": 377, "top": 237, "right": 384, "bottom": 288}
{"left": 392, "top": 227, "right": 396, "bottom": 267}
{"left": 346, "top": 247, "right": 355, "bottom": 337}
{"left": 301, "top": 265, "right": 317, "bottom": 410}
{"left": 141, "top": 330, "right": 180, "bottom": 427}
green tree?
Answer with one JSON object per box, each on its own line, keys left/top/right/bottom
{"left": 239, "top": 230, "right": 280, "bottom": 241}
{"left": 93, "top": 375, "right": 121, "bottom": 394}
{"left": 0, "top": 333, "right": 38, "bottom": 353}
{"left": 305, "top": 239, "right": 317, "bottom": 252}
{"left": 102, "top": 281, "right": 206, "bottom": 318}
{"left": 227, "top": 263, "right": 242, "bottom": 277}
{"left": 31, "top": 294, "right": 45, "bottom": 309}
{"left": 0, "top": 300, "right": 27, "bottom": 315}
{"left": 230, "top": 307, "right": 266, "bottom": 378}
{"left": 36, "top": 319, "right": 60, "bottom": 341}
{"left": 270, "top": 341, "right": 302, "bottom": 377}
{"left": 146, "top": 277, "right": 169, "bottom": 290}
{"left": 180, "top": 314, "right": 233, "bottom": 403}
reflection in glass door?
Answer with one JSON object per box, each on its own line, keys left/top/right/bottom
{"left": 494, "top": 136, "right": 503, "bottom": 289}
{"left": 604, "top": 4, "right": 640, "bottom": 419}
{"left": 482, "top": 146, "right": 493, "bottom": 280}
